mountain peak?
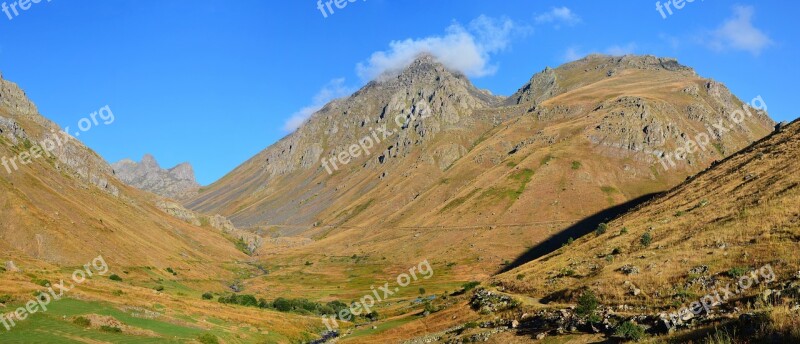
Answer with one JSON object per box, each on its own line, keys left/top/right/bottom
{"left": 112, "top": 154, "right": 200, "bottom": 200}
{"left": 141, "top": 154, "right": 160, "bottom": 168}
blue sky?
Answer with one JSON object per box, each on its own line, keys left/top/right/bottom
{"left": 0, "top": 1, "right": 797, "bottom": 185}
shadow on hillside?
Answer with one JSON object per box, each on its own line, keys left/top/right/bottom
{"left": 497, "top": 193, "right": 660, "bottom": 274}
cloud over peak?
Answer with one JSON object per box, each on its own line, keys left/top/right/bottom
{"left": 282, "top": 78, "right": 353, "bottom": 132}
{"left": 356, "top": 15, "right": 526, "bottom": 81}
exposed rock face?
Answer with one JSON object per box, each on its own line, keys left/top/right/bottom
{"left": 0, "top": 74, "right": 119, "bottom": 196}
{"left": 113, "top": 154, "right": 200, "bottom": 200}
{"left": 155, "top": 200, "right": 262, "bottom": 254}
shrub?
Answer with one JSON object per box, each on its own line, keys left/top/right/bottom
{"left": 365, "top": 311, "right": 379, "bottom": 321}
{"left": 304, "top": 261, "right": 313, "bottom": 266}
{"left": 620, "top": 227, "right": 629, "bottom": 235}
{"left": 423, "top": 301, "right": 440, "bottom": 314}
{"left": 571, "top": 161, "right": 582, "bottom": 170}
{"left": 727, "top": 266, "right": 750, "bottom": 278}
{"left": 575, "top": 290, "right": 599, "bottom": 319}
{"left": 112, "top": 290, "right": 124, "bottom": 296}
{"left": 516, "top": 274, "right": 525, "bottom": 280}
{"left": 197, "top": 333, "right": 220, "bottom": 344}
{"left": 154, "top": 285, "right": 164, "bottom": 292}
{"left": 567, "top": 237, "right": 575, "bottom": 245}
{"left": 595, "top": 223, "right": 608, "bottom": 236}
{"left": 202, "top": 292, "right": 214, "bottom": 300}
{"left": 419, "top": 288, "right": 426, "bottom": 295}
{"left": 165, "top": 267, "right": 177, "bottom": 275}
{"left": 640, "top": 232, "right": 653, "bottom": 247}
{"left": 73, "top": 316, "right": 91, "bottom": 327}
{"left": 218, "top": 294, "right": 258, "bottom": 307}
{"left": 99, "top": 325, "right": 122, "bottom": 333}
{"left": 109, "top": 274, "right": 123, "bottom": 282}
{"left": 0, "top": 294, "right": 12, "bottom": 304}
{"left": 614, "top": 321, "right": 645, "bottom": 341}
{"left": 33, "top": 278, "right": 51, "bottom": 287}
{"left": 462, "top": 281, "right": 480, "bottom": 291}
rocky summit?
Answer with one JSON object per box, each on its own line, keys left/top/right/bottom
{"left": 112, "top": 154, "right": 200, "bottom": 200}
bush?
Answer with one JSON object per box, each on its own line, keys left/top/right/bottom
{"left": 571, "top": 161, "right": 582, "bottom": 170}
{"left": 197, "top": 333, "right": 220, "bottom": 344}
{"left": 33, "top": 278, "right": 51, "bottom": 287}
{"left": 73, "top": 316, "right": 91, "bottom": 327}
{"left": 462, "top": 281, "right": 480, "bottom": 292}
{"left": 595, "top": 223, "right": 608, "bottom": 236}
{"left": 109, "top": 274, "right": 123, "bottom": 282}
{"left": 154, "top": 285, "right": 164, "bottom": 292}
{"left": 640, "top": 232, "right": 653, "bottom": 247}
{"left": 727, "top": 266, "right": 750, "bottom": 278}
{"left": 0, "top": 294, "right": 12, "bottom": 304}
{"left": 112, "top": 290, "right": 124, "bottom": 296}
{"left": 620, "top": 227, "right": 629, "bottom": 235}
{"left": 165, "top": 267, "right": 177, "bottom": 275}
{"left": 99, "top": 325, "right": 121, "bottom": 333}
{"left": 575, "top": 290, "right": 599, "bottom": 319}
{"left": 218, "top": 294, "right": 258, "bottom": 307}
{"left": 202, "top": 292, "right": 214, "bottom": 300}
{"left": 614, "top": 321, "right": 645, "bottom": 341}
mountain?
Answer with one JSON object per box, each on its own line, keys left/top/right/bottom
{"left": 112, "top": 154, "right": 200, "bottom": 200}
{"left": 0, "top": 73, "right": 318, "bottom": 343}
{"left": 189, "top": 55, "right": 773, "bottom": 231}
{"left": 466, "top": 118, "right": 799, "bottom": 343}
{"left": 183, "top": 55, "right": 774, "bottom": 281}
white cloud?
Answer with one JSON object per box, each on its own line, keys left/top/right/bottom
{"left": 356, "top": 15, "right": 524, "bottom": 81}
{"left": 707, "top": 6, "right": 772, "bottom": 56}
{"left": 562, "top": 43, "right": 638, "bottom": 62}
{"left": 534, "top": 7, "right": 581, "bottom": 27}
{"left": 282, "top": 78, "right": 353, "bottom": 132}
{"left": 563, "top": 46, "right": 583, "bottom": 62}
{"left": 605, "top": 43, "right": 638, "bottom": 56}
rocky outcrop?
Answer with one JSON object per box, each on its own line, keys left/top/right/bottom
{"left": 0, "top": 74, "right": 119, "bottom": 196}
{"left": 113, "top": 154, "right": 200, "bottom": 200}
{"left": 155, "top": 200, "right": 262, "bottom": 254}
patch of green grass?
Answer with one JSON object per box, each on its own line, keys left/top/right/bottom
{"left": 73, "top": 316, "right": 91, "bottom": 327}
{"left": 197, "top": 333, "right": 220, "bottom": 344}
{"left": 727, "top": 266, "right": 751, "bottom": 278}
{"left": 540, "top": 154, "right": 555, "bottom": 166}
{"left": 440, "top": 189, "right": 481, "bottom": 213}
{"left": 600, "top": 186, "right": 618, "bottom": 194}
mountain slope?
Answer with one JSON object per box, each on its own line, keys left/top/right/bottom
{"left": 0, "top": 74, "right": 320, "bottom": 343}
{"left": 481, "top": 118, "right": 800, "bottom": 341}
